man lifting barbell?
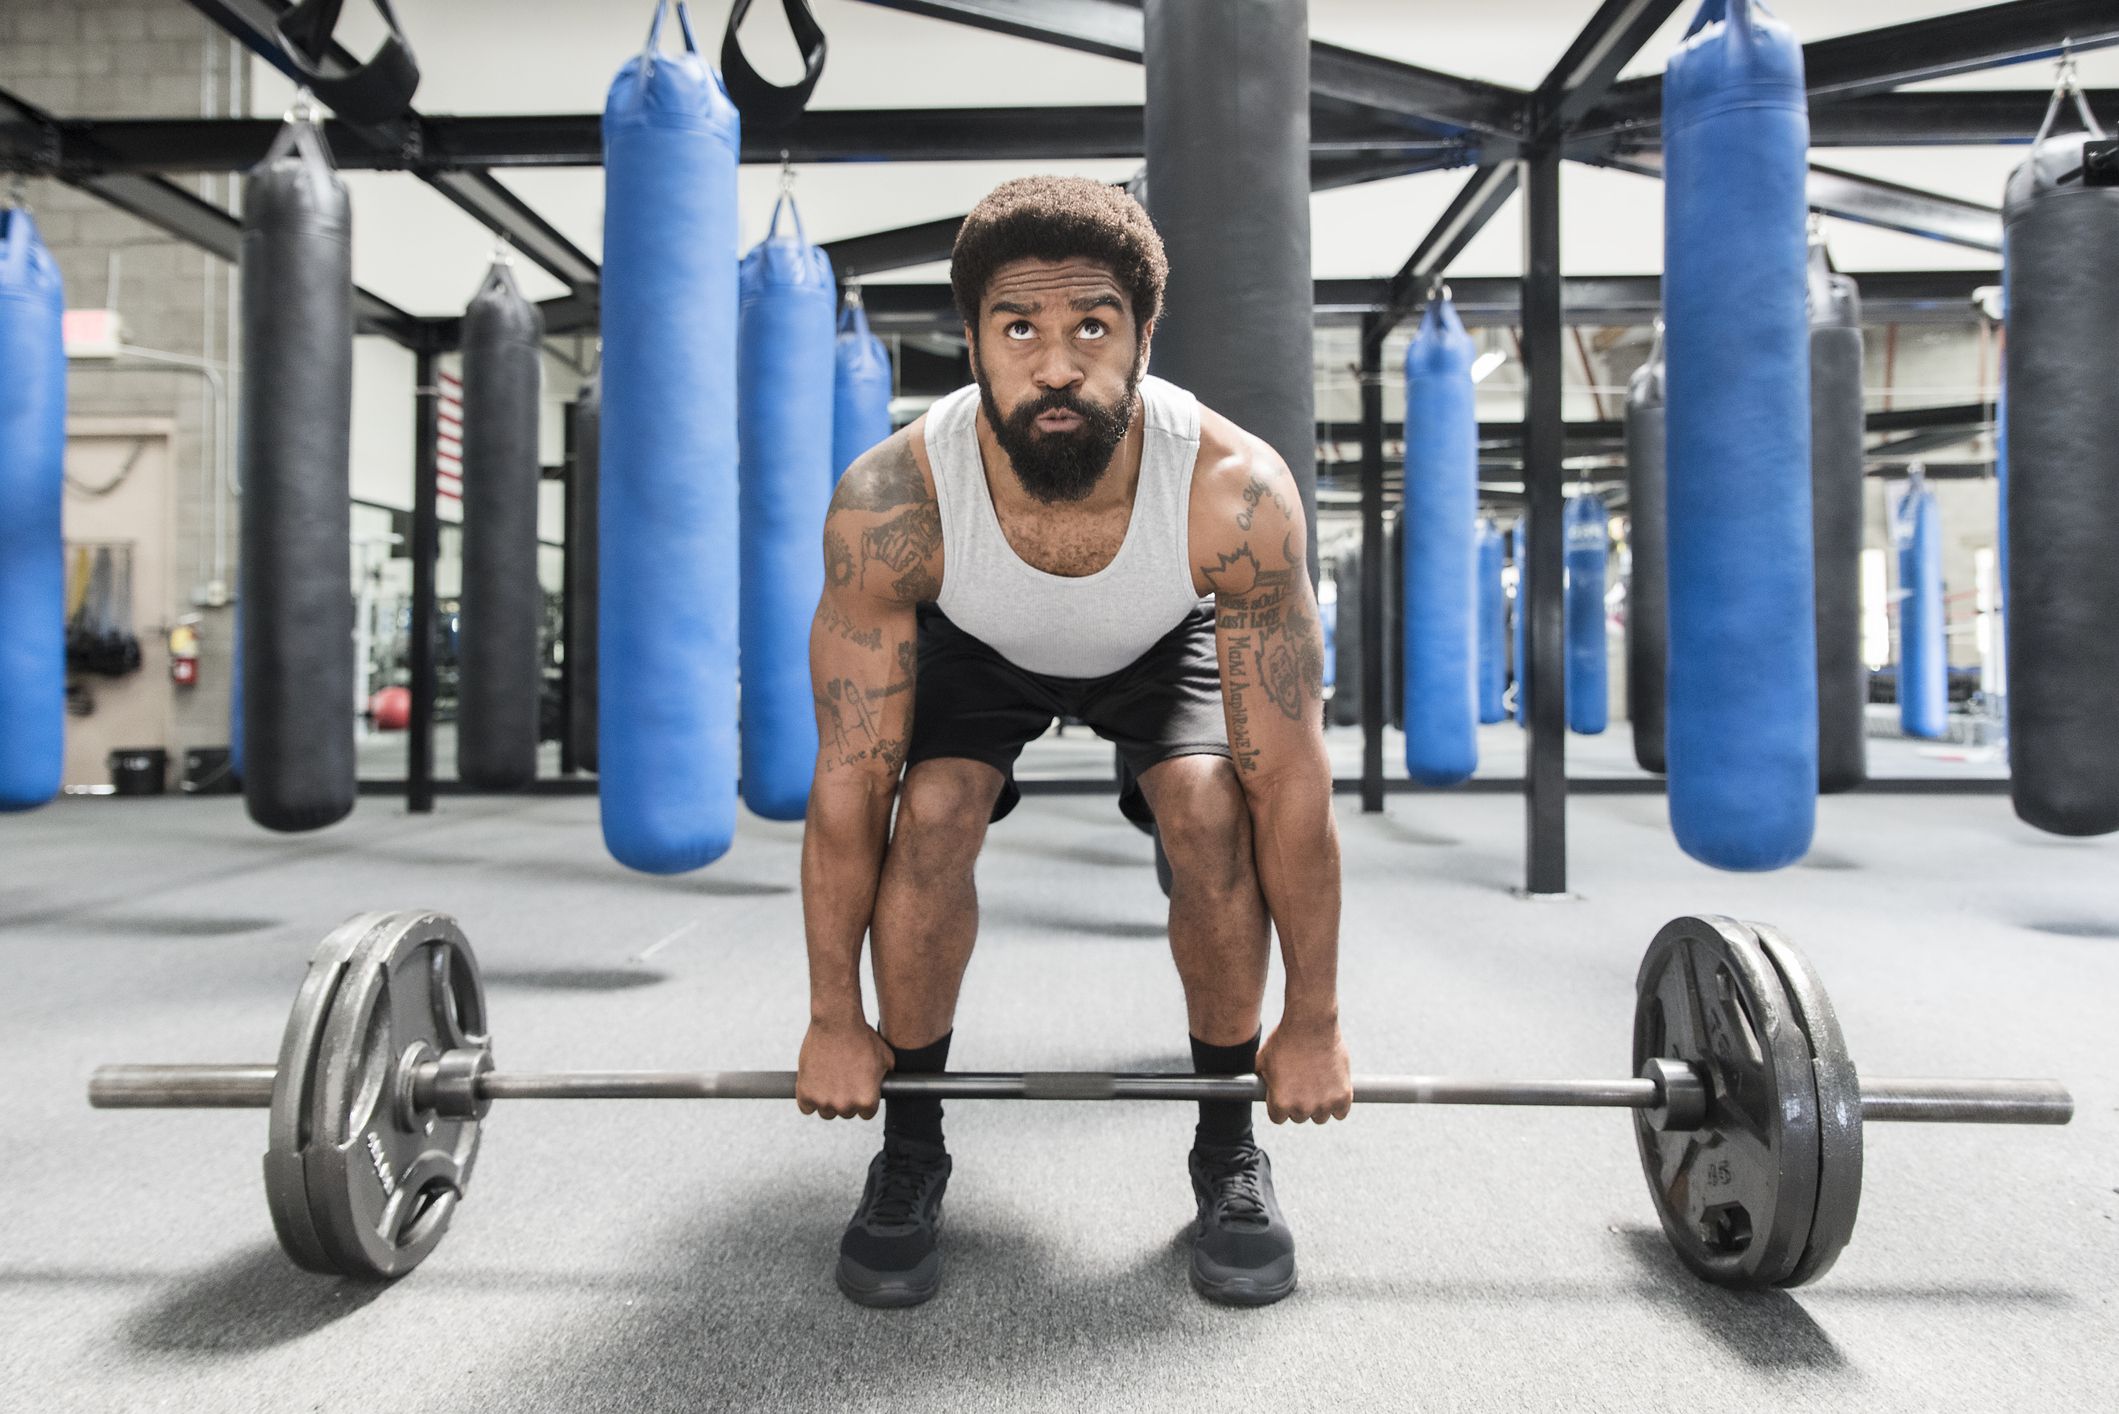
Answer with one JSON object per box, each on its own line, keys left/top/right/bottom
{"left": 795, "top": 176, "right": 1353, "bottom": 1308}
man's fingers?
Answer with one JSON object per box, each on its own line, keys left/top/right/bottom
{"left": 797, "top": 1096, "right": 818, "bottom": 1115}
{"left": 858, "top": 1099, "right": 880, "bottom": 1121}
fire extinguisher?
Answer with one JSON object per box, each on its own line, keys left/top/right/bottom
{"left": 169, "top": 619, "right": 200, "bottom": 688}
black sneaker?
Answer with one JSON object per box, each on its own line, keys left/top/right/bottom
{"left": 1187, "top": 1141, "right": 1297, "bottom": 1306}
{"left": 836, "top": 1136, "right": 951, "bottom": 1307}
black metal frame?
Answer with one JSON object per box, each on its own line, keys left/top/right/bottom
{"left": 3, "top": 0, "right": 2088, "bottom": 867}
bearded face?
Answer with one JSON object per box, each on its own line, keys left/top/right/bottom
{"left": 972, "top": 341, "right": 1140, "bottom": 504}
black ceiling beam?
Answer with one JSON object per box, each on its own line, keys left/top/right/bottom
{"left": 849, "top": 0, "right": 1527, "bottom": 150}
{"left": 1578, "top": 0, "right": 2119, "bottom": 149}
{"left": 0, "top": 84, "right": 420, "bottom": 344}
{"left": 1364, "top": 0, "right": 1684, "bottom": 356}
{"left": 1807, "top": 88, "right": 2119, "bottom": 147}
{"left": 183, "top": 0, "right": 599, "bottom": 300}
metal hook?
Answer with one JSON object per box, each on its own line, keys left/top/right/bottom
{"left": 492, "top": 232, "right": 515, "bottom": 268}
{"left": 778, "top": 151, "right": 797, "bottom": 198}
{"left": 6, "top": 172, "right": 28, "bottom": 211}
{"left": 284, "top": 87, "right": 321, "bottom": 126}
{"left": 842, "top": 281, "right": 864, "bottom": 311}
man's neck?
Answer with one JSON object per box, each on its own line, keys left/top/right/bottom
{"left": 973, "top": 402, "right": 1146, "bottom": 518}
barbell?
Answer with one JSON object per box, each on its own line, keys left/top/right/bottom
{"left": 88, "top": 910, "right": 2072, "bottom": 1288}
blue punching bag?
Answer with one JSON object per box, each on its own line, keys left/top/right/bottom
{"left": 1401, "top": 296, "right": 1479, "bottom": 785}
{"left": 1564, "top": 493, "right": 1609, "bottom": 735}
{"left": 1475, "top": 519, "right": 1506, "bottom": 724}
{"left": 1661, "top": 0, "right": 1816, "bottom": 870}
{"left": 832, "top": 294, "right": 892, "bottom": 485}
{"left": 1894, "top": 476, "right": 1948, "bottom": 740}
{"left": 738, "top": 194, "right": 834, "bottom": 821}
{"left": 599, "top": 1, "right": 741, "bottom": 873}
{"left": 1511, "top": 523, "right": 1529, "bottom": 729}
{"left": 0, "top": 206, "right": 65, "bottom": 811}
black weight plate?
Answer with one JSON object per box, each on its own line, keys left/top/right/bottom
{"left": 1749, "top": 921, "right": 1864, "bottom": 1288}
{"left": 1633, "top": 916, "right": 1821, "bottom": 1288}
{"left": 303, "top": 911, "right": 489, "bottom": 1279}
{"left": 265, "top": 912, "right": 404, "bottom": 1274}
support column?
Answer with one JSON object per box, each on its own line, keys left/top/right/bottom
{"left": 1359, "top": 315, "right": 1386, "bottom": 813}
{"left": 1521, "top": 145, "right": 1568, "bottom": 894}
{"left": 407, "top": 339, "right": 441, "bottom": 814}
{"left": 1143, "top": 0, "right": 1316, "bottom": 579}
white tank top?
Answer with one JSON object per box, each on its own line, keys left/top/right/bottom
{"left": 926, "top": 375, "right": 1208, "bottom": 677}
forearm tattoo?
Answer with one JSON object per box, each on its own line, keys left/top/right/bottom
{"left": 1207, "top": 531, "right": 1325, "bottom": 774}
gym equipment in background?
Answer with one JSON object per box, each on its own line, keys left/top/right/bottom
{"left": 92, "top": 909, "right": 2073, "bottom": 1288}
{"left": 1511, "top": 522, "right": 1530, "bottom": 729}
{"left": 737, "top": 191, "right": 834, "bottom": 821}
{"left": 1401, "top": 295, "right": 1479, "bottom": 786}
{"left": 456, "top": 258, "right": 545, "bottom": 791}
{"left": 1660, "top": 0, "right": 1816, "bottom": 871}
{"left": 1475, "top": 520, "right": 1506, "bottom": 725}
{"left": 1623, "top": 324, "right": 1667, "bottom": 774}
{"left": 832, "top": 291, "right": 893, "bottom": 485}
{"left": 238, "top": 109, "right": 356, "bottom": 833}
{"left": 565, "top": 378, "right": 599, "bottom": 773}
{"left": 0, "top": 203, "right": 65, "bottom": 812}
{"left": 1808, "top": 240, "right": 1868, "bottom": 792}
{"left": 1892, "top": 474, "right": 1948, "bottom": 742}
{"left": 1330, "top": 547, "right": 1363, "bottom": 728}
{"left": 1563, "top": 492, "right": 1608, "bottom": 736}
{"left": 598, "top": 0, "right": 741, "bottom": 872}
{"left": 2001, "top": 77, "right": 2119, "bottom": 836}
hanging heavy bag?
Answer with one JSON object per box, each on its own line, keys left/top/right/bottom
{"left": 832, "top": 294, "right": 893, "bottom": 485}
{"left": 1660, "top": 0, "right": 1816, "bottom": 870}
{"left": 2002, "top": 83, "right": 2119, "bottom": 836}
{"left": 599, "top": 0, "right": 742, "bottom": 872}
{"left": 737, "top": 192, "right": 835, "bottom": 821}
{"left": 0, "top": 204, "right": 64, "bottom": 811}
{"left": 1893, "top": 474, "right": 1948, "bottom": 742}
{"left": 239, "top": 111, "right": 356, "bottom": 833}
{"left": 1331, "top": 549, "right": 1363, "bottom": 728}
{"left": 456, "top": 258, "right": 545, "bottom": 791}
{"left": 1808, "top": 240, "right": 1868, "bottom": 792}
{"left": 1625, "top": 325, "right": 1668, "bottom": 773}
{"left": 1476, "top": 519, "right": 1506, "bottom": 725}
{"left": 1564, "top": 492, "right": 1609, "bottom": 736}
{"left": 1401, "top": 296, "right": 1479, "bottom": 786}
{"left": 566, "top": 377, "right": 599, "bottom": 773}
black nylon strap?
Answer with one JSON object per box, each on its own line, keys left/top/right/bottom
{"left": 274, "top": 0, "right": 421, "bottom": 125}
{"left": 721, "top": 0, "right": 828, "bottom": 129}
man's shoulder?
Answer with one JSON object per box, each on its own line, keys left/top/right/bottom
{"left": 831, "top": 424, "right": 935, "bottom": 517}
{"left": 1188, "top": 403, "right": 1296, "bottom": 509}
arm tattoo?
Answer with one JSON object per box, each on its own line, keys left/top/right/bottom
{"left": 861, "top": 503, "right": 942, "bottom": 576}
{"left": 816, "top": 676, "right": 907, "bottom": 773}
{"left": 831, "top": 439, "right": 927, "bottom": 514}
{"left": 825, "top": 530, "right": 856, "bottom": 589}
{"left": 1211, "top": 541, "right": 1325, "bottom": 772}
{"left": 1235, "top": 473, "right": 1293, "bottom": 533}
{"left": 818, "top": 599, "right": 882, "bottom": 651}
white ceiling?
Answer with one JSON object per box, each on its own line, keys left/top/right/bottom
{"left": 243, "top": 0, "right": 2119, "bottom": 317}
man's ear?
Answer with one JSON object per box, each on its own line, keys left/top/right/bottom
{"left": 1136, "top": 316, "right": 1154, "bottom": 367}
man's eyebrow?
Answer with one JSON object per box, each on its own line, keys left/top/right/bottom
{"left": 1070, "top": 293, "right": 1123, "bottom": 313}
{"left": 989, "top": 299, "right": 1041, "bottom": 316}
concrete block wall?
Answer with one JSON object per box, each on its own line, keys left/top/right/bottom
{"left": 2, "top": 0, "right": 247, "bottom": 771}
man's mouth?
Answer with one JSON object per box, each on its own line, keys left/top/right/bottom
{"left": 1033, "top": 409, "right": 1084, "bottom": 433}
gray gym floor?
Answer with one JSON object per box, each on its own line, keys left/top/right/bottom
{"left": 2, "top": 783, "right": 2109, "bottom": 1411}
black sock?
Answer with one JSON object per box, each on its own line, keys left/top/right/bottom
{"left": 1189, "top": 1031, "right": 1260, "bottom": 1150}
{"left": 883, "top": 1031, "right": 953, "bottom": 1148}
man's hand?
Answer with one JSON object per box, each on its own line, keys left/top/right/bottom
{"left": 1257, "top": 1014, "right": 1353, "bottom": 1124}
{"left": 796, "top": 1016, "right": 895, "bottom": 1119}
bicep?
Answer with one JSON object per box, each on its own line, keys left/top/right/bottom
{"left": 1204, "top": 483, "right": 1327, "bottom": 782}
{"left": 810, "top": 577, "right": 918, "bottom": 778}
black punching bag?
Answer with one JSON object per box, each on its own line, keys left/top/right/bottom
{"left": 239, "top": 115, "right": 355, "bottom": 832}
{"left": 2003, "top": 119, "right": 2119, "bottom": 835}
{"left": 567, "top": 375, "right": 600, "bottom": 772}
{"left": 457, "top": 260, "right": 546, "bottom": 790}
{"left": 1144, "top": 0, "right": 1316, "bottom": 576}
{"left": 1625, "top": 325, "right": 1668, "bottom": 775}
{"left": 1808, "top": 244, "right": 1868, "bottom": 794}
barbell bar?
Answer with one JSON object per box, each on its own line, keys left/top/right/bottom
{"left": 84, "top": 910, "right": 2076, "bottom": 1289}
{"left": 89, "top": 1063, "right": 2073, "bottom": 1122}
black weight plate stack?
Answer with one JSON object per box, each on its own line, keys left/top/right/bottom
{"left": 1632, "top": 916, "right": 1821, "bottom": 1288}
{"left": 266, "top": 912, "right": 490, "bottom": 1278}
{"left": 1749, "top": 921, "right": 1864, "bottom": 1287}
{"left": 265, "top": 912, "right": 401, "bottom": 1273}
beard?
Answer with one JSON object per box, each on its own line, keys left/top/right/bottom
{"left": 972, "top": 344, "right": 1140, "bottom": 505}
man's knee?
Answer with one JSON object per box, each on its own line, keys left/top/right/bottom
{"left": 889, "top": 761, "right": 999, "bottom": 875}
{"left": 1147, "top": 759, "right": 1256, "bottom": 895}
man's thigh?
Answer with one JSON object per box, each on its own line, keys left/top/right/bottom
{"left": 903, "top": 607, "right": 1063, "bottom": 823}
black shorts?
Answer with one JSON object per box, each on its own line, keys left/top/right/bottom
{"left": 905, "top": 603, "right": 1230, "bottom": 825}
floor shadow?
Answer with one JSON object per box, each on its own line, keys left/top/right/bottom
{"left": 1367, "top": 814, "right": 1462, "bottom": 848}
{"left": 1798, "top": 850, "right": 1862, "bottom": 871}
{"left": 45, "top": 913, "right": 285, "bottom": 938}
{"left": 1612, "top": 1228, "right": 1846, "bottom": 1372}
{"left": 120, "top": 1245, "right": 387, "bottom": 1354}
{"left": 478, "top": 854, "right": 793, "bottom": 897}
{"left": 483, "top": 966, "right": 671, "bottom": 992}
{"left": 2021, "top": 919, "right": 2119, "bottom": 940}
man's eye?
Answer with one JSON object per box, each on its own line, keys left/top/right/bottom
{"left": 1079, "top": 319, "right": 1106, "bottom": 339}
{"left": 1006, "top": 321, "right": 1034, "bottom": 339}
